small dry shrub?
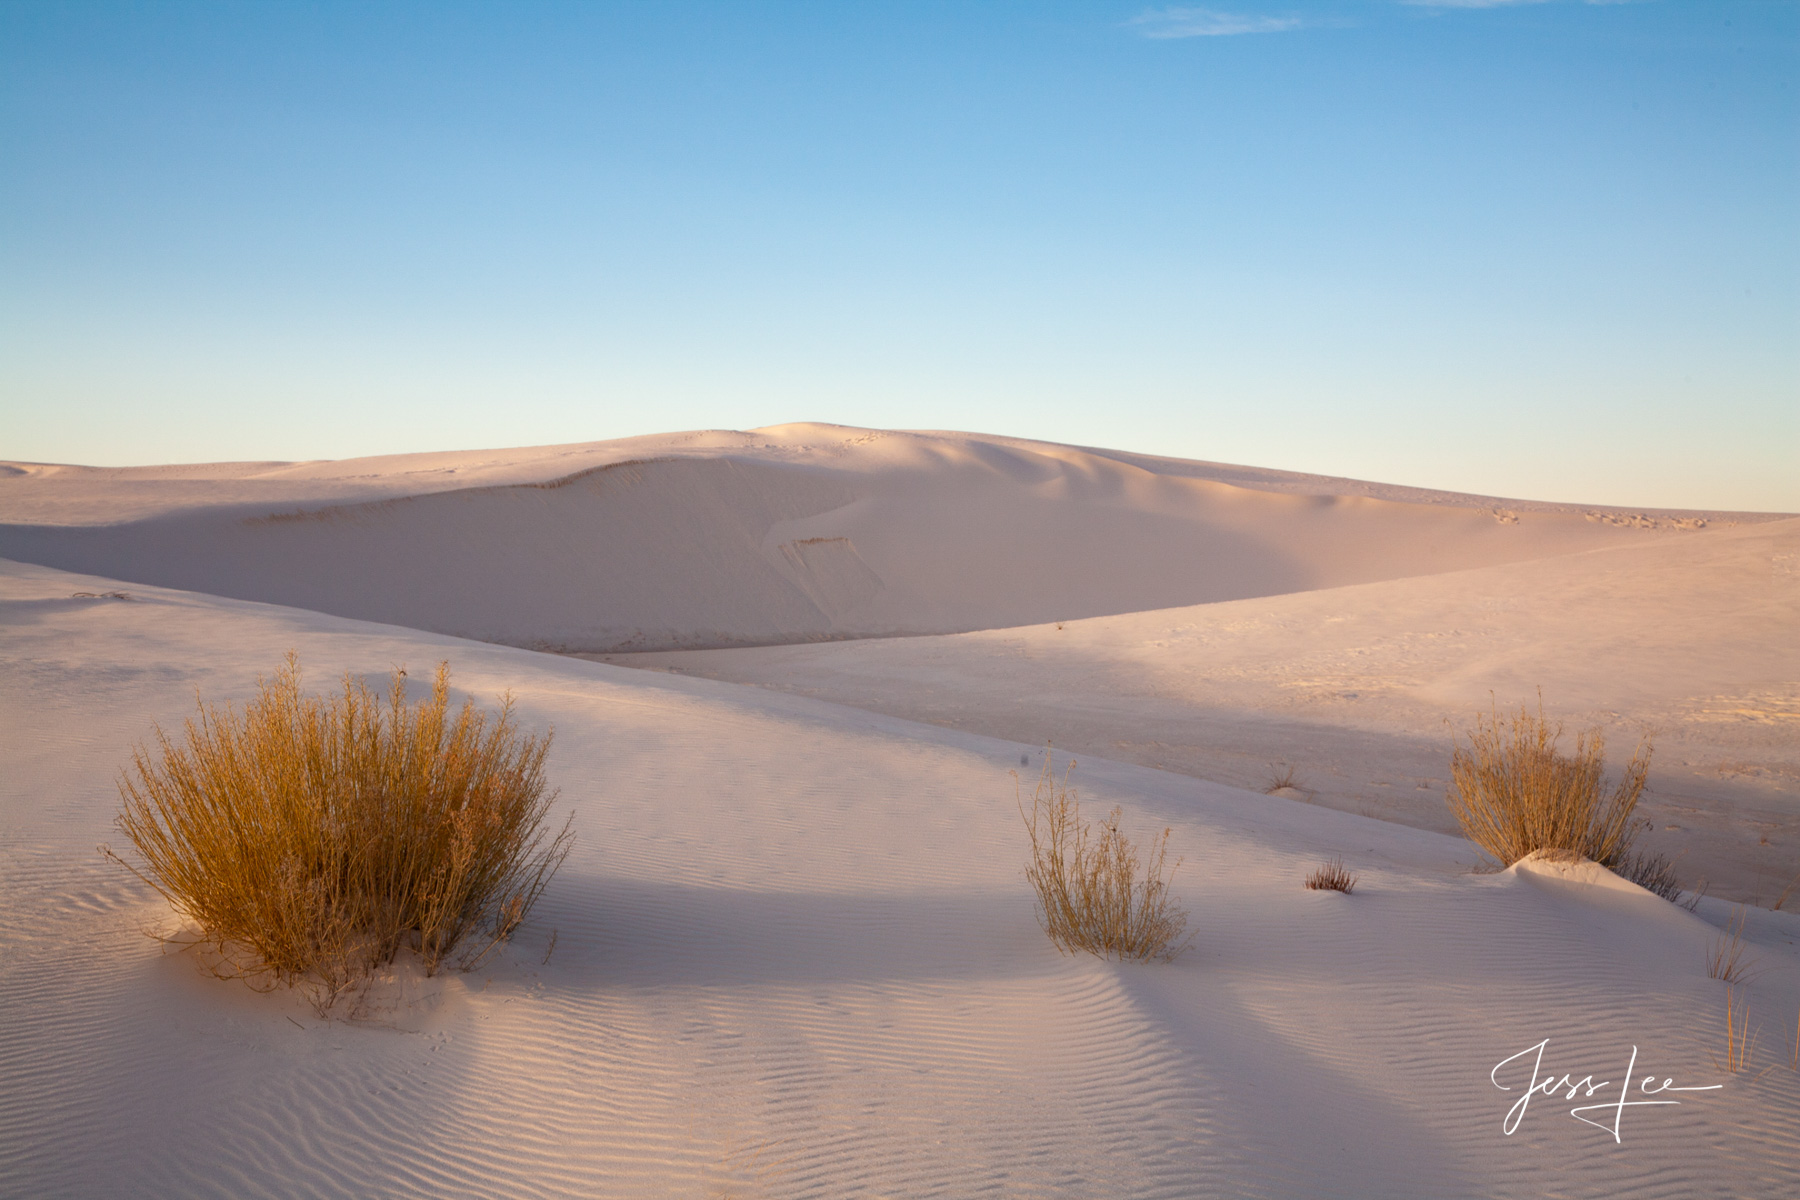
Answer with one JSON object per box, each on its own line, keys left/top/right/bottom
{"left": 1016, "top": 749, "right": 1191, "bottom": 962}
{"left": 1305, "top": 858, "right": 1357, "bottom": 893}
{"left": 1446, "top": 697, "right": 1651, "bottom": 871}
{"left": 105, "top": 653, "right": 572, "bottom": 1011}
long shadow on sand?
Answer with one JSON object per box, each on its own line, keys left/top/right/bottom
{"left": 530, "top": 871, "right": 1048, "bottom": 991}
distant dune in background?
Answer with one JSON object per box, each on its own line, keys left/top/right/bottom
{"left": 0, "top": 422, "right": 1775, "bottom": 653}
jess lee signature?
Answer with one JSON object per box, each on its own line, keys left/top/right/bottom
{"left": 1491, "top": 1040, "right": 1721, "bottom": 1142}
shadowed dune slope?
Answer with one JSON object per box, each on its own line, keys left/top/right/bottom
{"left": 0, "top": 424, "right": 1764, "bottom": 652}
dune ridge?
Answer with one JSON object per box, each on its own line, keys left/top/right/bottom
{"left": 0, "top": 424, "right": 1770, "bottom": 653}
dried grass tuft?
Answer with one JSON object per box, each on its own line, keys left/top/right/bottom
{"left": 1445, "top": 696, "right": 1651, "bottom": 871}
{"left": 1263, "top": 763, "right": 1300, "bottom": 794}
{"left": 104, "top": 653, "right": 572, "bottom": 1012}
{"left": 1714, "top": 987, "right": 1766, "bottom": 1077}
{"left": 1305, "top": 858, "right": 1358, "bottom": 893}
{"left": 1016, "top": 748, "right": 1191, "bottom": 962}
{"left": 1705, "top": 905, "right": 1761, "bottom": 986}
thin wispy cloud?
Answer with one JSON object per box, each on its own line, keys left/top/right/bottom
{"left": 1128, "top": 7, "right": 1305, "bottom": 39}
{"left": 1400, "top": 0, "right": 1640, "bottom": 8}
{"left": 1399, "top": 0, "right": 1550, "bottom": 8}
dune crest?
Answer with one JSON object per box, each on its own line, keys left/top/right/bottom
{"left": 0, "top": 423, "right": 1765, "bottom": 653}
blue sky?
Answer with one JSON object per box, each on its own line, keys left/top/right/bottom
{"left": 2, "top": 0, "right": 1795, "bottom": 509}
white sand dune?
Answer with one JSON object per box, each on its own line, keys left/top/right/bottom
{"left": 616, "top": 514, "right": 1800, "bottom": 905}
{"left": 3, "top": 425, "right": 1796, "bottom": 1197}
{"left": 0, "top": 423, "right": 1761, "bottom": 652}
{"left": 2, "top": 559, "right": 1796, "bottom": 1198}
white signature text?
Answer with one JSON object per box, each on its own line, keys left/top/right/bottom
{"left": 1491, "top": 1040, "right": 1721, "bottom": 1142}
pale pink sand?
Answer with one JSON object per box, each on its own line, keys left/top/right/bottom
{"left": 615, "top": 515, "right": 1800, "bottom": 905}
{"left": 1, "top": 426, "right": 1795, "bottom": 1197}
{"left": 0, "top": 423, "right": 1766, "bottom": 653}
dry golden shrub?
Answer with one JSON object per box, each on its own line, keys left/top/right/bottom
{"left": 1016, "top": 750, "right": 1191, "bottom": 962}
{"left": 1446, "top": 697, "right": 1651, "bottom": 870}
{"left": 105, "top": 653, "right": 572, "bottom": 1011}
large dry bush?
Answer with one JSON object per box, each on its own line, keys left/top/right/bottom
{"left": 1017, "top": 751, "right": 1190, "bottom": 962}
{"left": 106, "top": 653, "right": 572, "bottom": 1010}
{"left": 1446, "top": 697, "right": 1651, "bottom": 871}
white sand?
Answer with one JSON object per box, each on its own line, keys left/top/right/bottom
{"left": 0, "top": 422, "right": 1765, "bottom": 652}
{"left": 2, "top": 425, "right": 1796, "bottom": 1197}
{"left": 616, "top": 514, "right": 1800, "bottom": 906}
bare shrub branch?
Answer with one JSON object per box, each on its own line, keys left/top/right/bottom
{"left": 1615, "top": 849, "right": 1683, "bottom": 901}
